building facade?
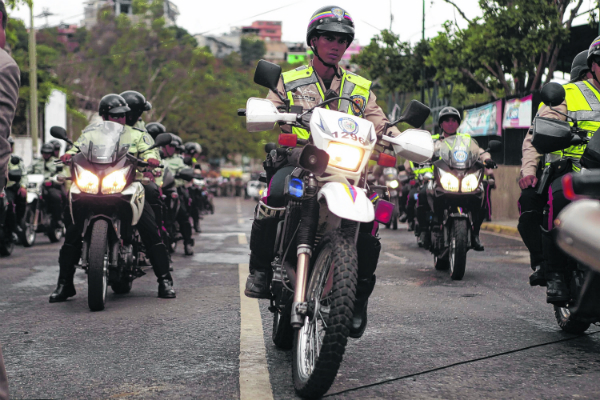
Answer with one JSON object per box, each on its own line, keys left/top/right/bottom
{"left": 82, "top": 0, "right": 179, "bottom": 29}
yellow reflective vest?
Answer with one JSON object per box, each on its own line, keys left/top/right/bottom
{"left": 282, "top": 66, "right": 372, "bottom": 139}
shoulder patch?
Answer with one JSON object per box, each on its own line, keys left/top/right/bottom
{"left": 142, "top": 134, "right": 153, "bottom": 145}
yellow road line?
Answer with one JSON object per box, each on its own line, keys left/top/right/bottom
{"left": 238, "top": 233, "right": 248, "bottom": 245}
{"left": 238, "top": 263, "right": 273, "bottom": 400}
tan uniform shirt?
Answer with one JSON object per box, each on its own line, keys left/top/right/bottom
{"left": 520, "top": 83, "right": 576, "bottom": 178}
{"left": 266, "top": 60, "right": 401, "bottom": 138}
{"left": 0, "top": 48, "right": 21, "bottom": 190}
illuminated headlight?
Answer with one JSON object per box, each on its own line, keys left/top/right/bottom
{"left": 389, "top": 180, "right": 399, "bottom": 189}
{"left": 326, "top": 142, "right": 364, "bottom": 172}
{"left": 439, "top": 169, "right": 459, "bottom": 192}
{"left": 101, "top": 166, "right": 130, "bottom": 194}
{"left": 461, "top": 172, "right": 481, "bottom": 192}
{"left": 76, "top": 165, "right": 99, "bottom": 194}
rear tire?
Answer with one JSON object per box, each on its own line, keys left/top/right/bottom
{"left": 449, "top": 219, "right": 468, "bottom": 280}
{"left": 292, "top": 230, "right": 357, "bottom": 399}
{"left": 88, "top": 220, "right": 109, "bottom": 311}
{"left": 47, "top": 220, "right": 64, "bottom": 243}
{"left": 554, "top": 306, "right": 591, "bottom": 334}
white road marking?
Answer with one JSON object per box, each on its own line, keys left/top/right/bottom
{"left": 238, "top": 233, "right": 248, "bottom": 245}
{"left": 238, "top": 219, "right": 245, "bottom": 225}
{"left": 238, "top": 263, "right": 273, "bottom": 400}
{"left": 384, "top": 252, "right": 409, "bottom": 264}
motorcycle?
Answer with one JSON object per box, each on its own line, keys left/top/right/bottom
{"left": 0, "top": 170, "right": 22, "bottom": 256}
{"left": 49, "top": 123, "right": 172, "bottom": 311}
{"left": 424, "top": 136, "right": 501, "bottom": 280}
{"left": 24, "top": 172, "right": 66, "bottom": 245}
{"left": 532, "top": 82, "right": 600, "bottom": 333}
{"left": 413, "top": 164, "right": 434, "bottom": 247}
{"left": 241, "top": 60, "right": 434, "bottom": 398}
{"left": 382, "top": 167, "right": 400, "bottom": 230}
{"left": 161, "top": 167, "right": 195, "bottom": 254}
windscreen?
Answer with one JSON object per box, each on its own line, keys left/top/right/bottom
{"left": 78, "top": 121, "right": 126, "bottom": 164}
{"left": 438, "top": 135, "right": 480, "bottom": 169}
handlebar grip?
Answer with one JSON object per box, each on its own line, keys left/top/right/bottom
{"left": 237, "top": 108, "right": 246, "bottom": 117}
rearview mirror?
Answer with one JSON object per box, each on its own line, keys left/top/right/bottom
{"left": 488, "top": 140, "right": 502, "bottom": 153}
{"left": 392, "top": 100, "right": 431, "bottom": 128}
{"left": 50, "top": 126, "right": 70, "bottom": 143}
{"left": 177, "top": 168, "right": 195, "bottom": 182}
{"left": 254, "top": 60, "right": 282, "bottom": 93}
{"left": 541, "top": 82, "right": 566, "bottom": 107}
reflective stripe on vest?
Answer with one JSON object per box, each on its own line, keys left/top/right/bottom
{"left": 410, "top": 161, "right": 433, "bottom": 176}
{"left": 282, "top": 66, "right": 372, "bottom": 139}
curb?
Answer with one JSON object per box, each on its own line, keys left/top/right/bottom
{"left": 481, "top": 222, "right": 520, "bottom": 237}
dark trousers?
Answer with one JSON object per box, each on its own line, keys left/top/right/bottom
{"left": 176, "top": 186, "right": 193, "bottom": 244}
{"left": 517, "top": 187, "right": 547, "bottom": 269}
{"left": 406, "top": 186, "right": 419, "bottom": 223}
{"left": 42, "top": 185, "right": 64, "bottom": 222}
{"left": 5, "top": 185, "right": 26, "bottom": 229}
{"left": 58, "top": 192, "right": 170, "bottom": 283}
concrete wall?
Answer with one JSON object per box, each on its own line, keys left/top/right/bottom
{"left": 490, "top": 165, "right": 522, "bottom": 220}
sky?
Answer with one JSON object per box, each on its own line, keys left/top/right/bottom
{"left": 8, "top": 0, "right": 488, "bottom": 45}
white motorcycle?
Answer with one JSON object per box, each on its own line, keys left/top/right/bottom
{"left": 241, "top": 60, "right": 434, "bottom": 398}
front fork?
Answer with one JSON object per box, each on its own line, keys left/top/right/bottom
{"left": 291, "top": 175, "right": 319, "bottom": 328}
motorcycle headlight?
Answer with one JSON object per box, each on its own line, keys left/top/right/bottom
{"left": 101, "top": 166, "right": 130, "bottom": 194}
{"left": 461, "top": 172, "right": 481, "bottom": 193}
{"left": 76, "top": 165, "right": 99, "bottom": 194}
{"left": 389, "top": 180, "right": 399, "bottom": 189}
{"left": 439, "top": 169, "right": 459, "bottom": 192}
{"left": 326, "top": 142, "right": 364, "bottom": 172}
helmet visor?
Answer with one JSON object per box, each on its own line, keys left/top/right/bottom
{"left": 109, "top": 105, "right": 131, "bottom": 114}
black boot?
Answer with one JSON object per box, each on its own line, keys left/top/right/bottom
{"left": 184, "top": 239, "right": 194, "bottom": 256}
{"left": 244, "top": 203, "right": 283, "bottom": 299}
{"left": 546, "top": 273, "right": 569, "bottom": 305}
{"left": 49, "top": 244, "right": 80, "bottom": 303}
{"left": 529, "top": 264, "right": 547, "bottom": 287}
{"left": 158, "top": 275, "right": 176, "bottom": 298}
{"left": 472, "top": 234, "right": 484, "bottom": 251}
{"left": 194, "top": 218, "right": 201, "bottom": 233}
{"left": 350, "top": 275, "right": 376, "bottom": 338}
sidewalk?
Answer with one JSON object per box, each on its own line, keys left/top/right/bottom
{"left": 481, "top": 219, "right": 520, "bottom": 238}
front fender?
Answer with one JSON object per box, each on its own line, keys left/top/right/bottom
{"left": 317, "top": 182, "right": 374, "bottom": 223}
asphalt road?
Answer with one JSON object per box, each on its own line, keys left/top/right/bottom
{"left": 1, "top": 197, "right": 599, "bottom": 399}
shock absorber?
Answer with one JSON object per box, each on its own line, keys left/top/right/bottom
{"left": 292, "top": 175, "right": 319, "bottom": 327}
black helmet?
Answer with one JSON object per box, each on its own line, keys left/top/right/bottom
{"left": 144, "top": 101, "right": 152, "bottom": 111}
{"left": 49, "top": 139, "right": 61, "bottom": 151}
{"left": 120, "top": 90, "right": 150, "bottom": 127}
{"left": 438, "top": 106, "right": 462, "bottom": 126}
{"left": 587, "top": 36, "right": 600, "bottom": 68}
{"left": 7, "top": 136, "right": 14, "bottom": 146}
{"left": 306, "top": 6, "right": 355, "bottom": 46}
{"left": 41, "top": 143, "right": 54, "bottom": 154}
{"left": 146, "top": 122, "right": 166, "bottom": 140}
{"left": 169, "top": 134, "right": 183, "bottom": 149}
{"left": 571, "top": 50, "right": 590, "bottom": 82}
{"left": 99, "top": 94, "right": 130, "bottom": 118}
{"left": 184, "top": 142, "right": 202, "bottom": 155}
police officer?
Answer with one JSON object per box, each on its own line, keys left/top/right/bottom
{"left": 518, "top": 50, "right": 592, "bottom": 288}
{"left": 524, "top": 40, "right": 600, "bottom": 304}
{"left": 120, "top": 90, "right": 151, "bottom": 130}
{"left": 415, "top": 106, "right": 494, "bottom": 251}
{"left": 245, "top": 5, "right": 403, "bottom": 339}
{"left": 5, "top": 137, "right": 27, "bottom": 235}
{"left": 162, "top": 134, "right": 195, "bottom": 255}
{"left": 183, "top": 142, "right": 203, "bottom": 232}
{"left": 29, "top": 143, "right": 65, "bottom": 229}
{"left": 49, "top": 139, "right": 61, "bottom": 158}
{"left": 49, "top": 94, "right": 176, "bottom": 302}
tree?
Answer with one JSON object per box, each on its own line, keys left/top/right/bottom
{"left": 241, "top": 36, "right": 266, "bottom": 66}
{"left": 428, "top": 0, "right": 583, "bottom": 99}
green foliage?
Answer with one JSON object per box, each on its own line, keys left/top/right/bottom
{"left": 427, "top": 0, "right": 575, "bottom": 99}
{"left": 241, "top": 36, "right": 266, "bottom": 66}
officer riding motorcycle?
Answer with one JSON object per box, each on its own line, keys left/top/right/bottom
{"left": 162, "top": 134, "right": 195, "bottom": 256}
{"left": 49, "top": 94, "right": 176, "bottom": 303}
{"left": 517, "top": 49, "right": 593, "bottom": 290}
{"left": 183, "top": 141, "right": 205, "bottom": 232}
{"left": 5, "top": 137, "right": 27, "bottom": 245}
{"left": 527, "top": 39, "right": 600, "bottom": 305}
{"left": 244, "top": 5, "right": 406, "bottom": 342}
{"left": 120, "top": 90, "right": 152, "bottom": 131}
{"left": 29, "top": 142, "right": 66, "bottom": 238}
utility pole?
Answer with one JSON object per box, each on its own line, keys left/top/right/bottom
{"left": 29, "top": 1, "right": 39, "bottom": 154}
{"left": 389, "top": 0, "right": 393, "bottom": 31}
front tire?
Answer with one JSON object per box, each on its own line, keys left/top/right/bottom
{"left": 20, "top": 206, "right": 36, "bottom": 247}
{"left": 88, "top": 220, "right": 109, "bottom": 311}
{"left": 449, "top": 219, "right": 468, "bottom": 280}
{"left": 292, "top": 231, "right": 358, "bottom": 399}
{"left": 554, "top": 306, "right": 591, "bottom": 334}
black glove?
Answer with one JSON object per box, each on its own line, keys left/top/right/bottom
{"left": 484, "top": 159, "right": 497, "bottom": 169}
